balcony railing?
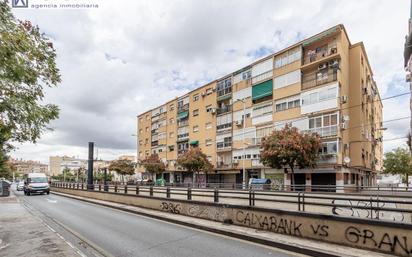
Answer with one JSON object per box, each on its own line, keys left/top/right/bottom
{"left": 252, "top": 70, "right": 273, "bottom": 85}
{"left": 177, "top": 133, "right": 189, "bottom": 140}
{"left": 302, "top": 68, "right": 337, "bottom": 90}
{"left": 304, "top": 125, "right": 338, "bottom": 137}
{"left": 177, "top": 119, "right": 189, "bottom": 127}
{"left": 177, "top": 103, "right": 189, "bottom": 112}
{"left": 318, "top": 153, "right": 337, "bottom": 164}
{"left": 216, "top": 123, "right": 232, "bottom": 131}
{"left": 217, "top": 87, "right": 232, "bottom": 97}
{"left": 303, "top": 43, "right": 337, "bottom": 65}
{"left": 216, "top": 105, "right": 232, "bottom": 115}
{"left": 216, "top": 162, "right": 232, "bottom": 169}
{"left": 217, "top": 142, "right": 232, "bottom": 150}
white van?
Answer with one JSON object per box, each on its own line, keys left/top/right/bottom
{"left": 23, "top": 173, "right": 50, "bottom": 196}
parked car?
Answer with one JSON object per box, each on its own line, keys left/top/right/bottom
{"left": 23, "top": 173, "right": 50, "bottom": 196}
{"left": 16, "top": 181, "right": 24, "bottom": 191}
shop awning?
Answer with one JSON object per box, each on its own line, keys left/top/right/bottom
{"left": 252, "top": 80, "right": 273, "bottom": 101}
{"left": 177, "top": 111, "right": 188, "bottom": 120}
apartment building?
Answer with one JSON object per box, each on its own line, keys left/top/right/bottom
{"left": 137, "top": 24, "right": 383, "bottom": 191}
{"left": 11, "top": 159, "right": 48, "bottom": 176}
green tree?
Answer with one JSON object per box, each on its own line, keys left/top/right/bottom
{"left": 0, "top": 1, "right": 60, "bottom": 168}
{"left": 108, "top": 159, "right": 135, "bottom": 183}
{"left": 176, "top": 147, "right": 212, "bottom": 184}
{"left": 0, "top": 151, "right": 14, "bottom": 179}
{"left": 260, "top": 125, "right": 321, "bottom": 189}
{"left": 139, "top": 154, "right": 165, "bottom": 180}
{"left": 383, "top": 147, "right": 412, "bottom": 184}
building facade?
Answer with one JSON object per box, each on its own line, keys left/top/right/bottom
{"left": 11, "top": 159, "right": 48, "bottom": 176}
{"left": 137, "top": 24, "right": 383, "bottom": 191}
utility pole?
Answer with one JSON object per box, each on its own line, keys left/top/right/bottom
{"left": 87, "top": 142, "right": 94, "bottom": 190}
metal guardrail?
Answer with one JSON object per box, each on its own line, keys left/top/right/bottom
{"left": 52, "top": 182, "right": 412, "bottom": 223}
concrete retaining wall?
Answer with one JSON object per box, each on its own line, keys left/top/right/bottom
{"left": 53, "top": 187, "right": 412, "bottom": 256}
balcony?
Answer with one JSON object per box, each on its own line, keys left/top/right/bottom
{"left": 177, "top": 119, "right": 189, "bottom": 127}
{"left": 302, "top": 68, "right": 337, "bottom": 90}
{"left": 217, "top": 87, "right": 232, "bottom": 100}
{"left": 251, "top": 70, "right": 273, "bottom": 85}
{"left": 217, "top": 142, "right": 232, "bottom": 152}
{"left": 216, "top": 123, "right": 232, "bottom": 131}
{"left": 318, "top": 154, "right": 337, "bottom": 164}
{"left": 303, "top": 42, "right": 338, "bottom": 65}
{"left": 178, "top": 103, "right": 189, "bottom": 112}
{"left": 216, "top": 162, "right": 232, "bottom": 169}
{"left": 216, "top": 105, "right": 232, "bottom": 115}
{"left": 177, "top": 133, "right": 189, "bottom": 141}
{"left": 151, "top": 141, "right": 158, "bottom": 147}
{"left": 304, "top": 125, "right": 338, "bottom": 137}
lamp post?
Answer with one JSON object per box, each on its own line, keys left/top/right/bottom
{"left": 236, "top": 98, "right": 247, "bottom": 189}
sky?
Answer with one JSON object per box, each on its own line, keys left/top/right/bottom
{"left": 8, "top": 0, "right": 411, "bottom": 164}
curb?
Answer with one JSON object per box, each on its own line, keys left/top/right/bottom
{"left": 51, "top": 191, "right": 340, "bottom": 257}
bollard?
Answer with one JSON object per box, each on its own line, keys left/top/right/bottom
{"left": 166, "top": 187, "right": 170, "bottom": 198}
{"left": 114, "top": 185, "right": 118, "bottom": 193}
{"left": 136, "top": 185, "right": 139, "bottom": 195}
{"left": 99, "top": 184, "right": 101, "bottom": 191}
{"left": 214, "top": 188, "right": 219, "bottom": 203}
{"left": 77, "top": 183, "right": 79, "bottom": 190}
{"left": 187, "top": 188, "right": 192, "bottom": 200}
{"left": 81, "top": 183, "right": 84, "bottom": 190}
{"left": 150, "top": 186, "right": 153, "bottom": 197}
{"left": 124, "top": 185, "right": 128, "bottom": 194}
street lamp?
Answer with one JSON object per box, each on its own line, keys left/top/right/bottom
{"left": 236, "top": 98, "right": 247, "bottom": 189}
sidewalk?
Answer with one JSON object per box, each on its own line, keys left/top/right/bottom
{"left": 52, "top": 191, "right": 394, "bottom": 257}
{"left": 0, "top": 192, "right": 80, "bottom": 257}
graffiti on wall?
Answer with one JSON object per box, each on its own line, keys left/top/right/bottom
{"left": 331, "top": 199, "right": 405, "bottom": 222}
{"left": 187, "top": 205, "right": 227, "bottom": 221}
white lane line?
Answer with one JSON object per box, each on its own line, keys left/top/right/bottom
{"left": 46, "top": 198, "right": 57, "bottom": 203}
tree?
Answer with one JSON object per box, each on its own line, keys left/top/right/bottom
{"left": 176, "top": 147, "right": 212, "bottom": 184}
{"left": 108, "top": 159, "right": 135, "bottom": 183}
{"left": 383, "top": 147, "right": 412, "bottom": 184}
{"left": 0, "top": 1, "right": 60, "bottom": 168}
{"left": 260, "top": 125, "right": 321, "bottom": 189}
{"left": 0, "top": 152, "right": 14, "bottom": 180}
{"left": 139, "top": 154, "right": 165, "bottom": 180}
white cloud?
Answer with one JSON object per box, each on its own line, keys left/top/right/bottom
{"left": 9, "top": 0, "right": 411, "bottom": 163}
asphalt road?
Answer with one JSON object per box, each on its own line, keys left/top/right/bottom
{"left": 14, "top": 189, "right": 303, "bottom": 257}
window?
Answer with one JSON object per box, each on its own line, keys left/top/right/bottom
{"left": 193, "top": 125, "right": 199, "bottom": 133}
{"left": 139, "top": 140, "right": 143, "bottom": 145}
{"left": 139, "top": 129, "right": 143, "bottom": 134}
{"left": 308, "top": 113, "right": 338, "bottom": 137}
{"left": 145, "top": 138, "right": 149, "bottom": 144}
{"left": 193, "top": 109, "right": 199, "bottom": 116}
{"left": 206, "top": 105, "right": 213, "bottom": 112}
{"left": 145, "top": 127, "right": 149, "bottom": 132}
{"left": 319, "top": 141, "right": 338, "bottom": 155}
{"left": 193, "top": 94, "right": 200, "bottom": 101}
{"left": 275, "top": 47, "right": 301, "bottom": 68}
{"left": 169, "top": 118, "right": 174, "bottom": 124}
{"left": 205, "top": 122, "right": 212, "bottom": 130}
{"left": 206, "top": 88, "right": 213, "bottom": 95}
{"left": 252, "top": 103, "right": 272, "bottom": 117}
{"left": 145, "top": 150, "right": 149, "bottom": 156}
{"left": 205, "top": 139, "right": 212, "bottom": 146}
{"left": 274, "top": 70, "right": 301, "bottom": 89}
{"left": 301, "top": 86, "right": 337, "bottom": 106}
{"left": 169, "top": 104, "right": 174, "bottom": 111}
{"left": 168, "top": 145, "right": 175, "bottom": 151}
{"left": 217, "top": 113, "right": 232, "bottom": 130}
{"left": 169, "top": 132, "right": 174, "bottom": 138}
{"left": 275, "top": 95, "right": 300, "bottom": 112}
{"left": 216, "top": 77, "right": 232, "bottom": 96}
{"left": 139, "top": 118, "right": 143, "bottom": 123}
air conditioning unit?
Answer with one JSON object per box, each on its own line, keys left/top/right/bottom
{"left": 235, "top": 120, "right": 243, "bottom": 126}
{"left": 340, "top": 122, "right": 348, "bottom": 130}
{"left": 341, "top": 95, "right": 348, "bottom": 104}
{"left": 211, "top": 108, "right": 216, "bottom": 114}
{"left": 318, "top": 63, "right": 328, "bottom": 70}
{"left": 341, "top": 115, "right": 350, "bottom": 122}
{"left": 201, "top": 92, "right": 206, "bottom": 97}
{"left": 362, "top": 86, "right": 368, "bottom": 95}
{"left": 406, "top": 73, "right": 411, "bottom": 82}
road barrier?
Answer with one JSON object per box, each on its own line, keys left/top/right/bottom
{"left": 51, "top": 182, "right": 412, "bottom": 256}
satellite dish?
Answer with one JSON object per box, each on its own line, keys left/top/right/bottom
{"left": 344, "top": 157, "right": 351, "bottom": 164}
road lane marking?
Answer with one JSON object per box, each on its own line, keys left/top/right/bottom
{"left": 46, "top": 198, "right": 57, "bottom": 203}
